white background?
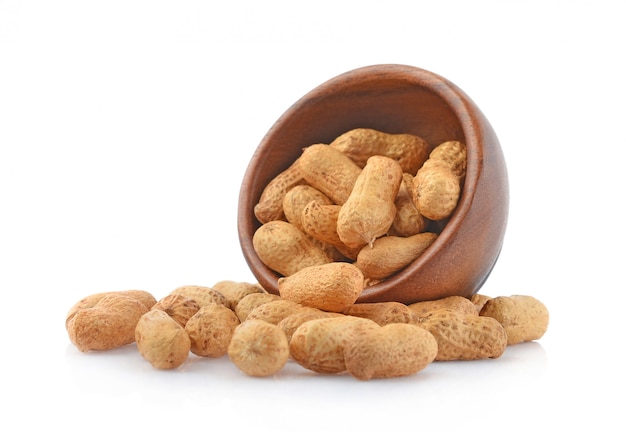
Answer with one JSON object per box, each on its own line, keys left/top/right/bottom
{"left": 1, "top": 1, "right": 624, "bottom": 430}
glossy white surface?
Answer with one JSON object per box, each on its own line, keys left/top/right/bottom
{"left": 1, "top": 1, "right": 623, "bottom": 431}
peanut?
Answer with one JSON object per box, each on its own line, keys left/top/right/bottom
{"left": 210, "top": 280, "right": 266, "bottom": 310}
{"left": 337, "top": 155, "right": 404, "bottom": 249}
{"left": 245, "top": 299, "right": 315, "bottom": 325}
{"left": 227, "top": 319, "right": 290, "bottom": 377}
{"left": 479, "top": 295, "right": 549, "bottom": 345}
{"left": 355, "top": 232, "right": 438, "bottom": 280}
{"left": 169, "top": 285, "right": 229, "bottom": 309}
{"left": 419, "top": 308, "right": 507, "bottom": 361}
{"left": 278, "top": 262, "right": 364, "bottom": 313}
{"left": 277, "top": 310, "right": 335, "bottom": 344}
{"left": 427, "top": 139, "right": 467, "bottom": 178}
{"left": 289, "top": 316, "right": 380, "bottom": 374}
{"left": 344, "top": 323, "right": 438, "bottom": 380}
{"left": 67, "top": 294, "right": 149, "bottom": 352}
{"left": 298, "top": 143, "right": 362, "bottom": 205}
{"left": 413, "top": 140, "right": 466, "bottom": 221}
{"left": 254, "top": 158, "right": 305, "bottom": 224}
{"left": 150, "top": 293, "right": 201, "bottom": 328}
{"left": 341, "top": 301, "right": 421, "bottom": 326}
{"left": 389, "top": 173, "right": 427, "bottom": 237}
{"left": 282, "top": 184, "right": 333, "bottom": 231}
{"left": 470, "top": 293, "right": 493, "bottom": 314}
{"left": 184, "top": 303, "right": 240, "bottom": 358}
{"left": 300, "top": 201, "right": 361, "bottom": 260}
{"left": 65, "top": 289, "right": 156, "bottom": 330}
{"left": 135, "top": 309, "right": 191, "bottom": 370}
{"left": 252, "top": 220, "right": 332, "bottom": 277}
{"left": 234, "top": 292, "right": 282, "bottom": 321}
{"left": 329, "top": 128, "right": 429, "bottom": 175}
{"left": 409, "top": 295, "right": 479, "bottom": 318}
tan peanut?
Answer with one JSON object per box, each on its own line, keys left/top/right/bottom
{"left": 277, "top": 310, "right": 334, "bottom": 344}
{"left": 234, "top": 292, "right": 282, "bottom": 321}
{"left": 184, "top": 303, "right": 240, "bottom": 358}
{"left": 413, "top": 140, "right": 467, "bottom": 221}
{"left": 341, "top": 301, "right": 421, "bottom": 326}
{"left": 470, "top": 293, "right": 493, "bottom": 314}
{"left": 169, "top": 285, "right": 230, "bottom": 309}
{"left": 254, "top": 158, "right": 305, "bottom": 224}
{"left": 289, "top": 316, "right": 380, "bottom": 374}
{"left": 278, "top": 262, "right": 364, "bottom": 313}
{"left": 479, "top": 295, "right": 549, "bottom": 345}
{"left": 409, "top": 295, "right": 479, "bottom": 318}
{"left": 135, "top": 309, "right": 191, "bottom": 370}
{"left": 298, "top": 143, "right": 362, "bottom": 205}
{"left": 419, "top": 308, "right": 507, "bottom": 361}
{"left": 227, "top": 319, "right": 290, "bottom": 377}
{"left": 245, "top": 299, "right": 316, "bottom": 325}
{"left": 150, "top": 294, "right": 201, "bottom": 328}
{"left": 427, "top": 139, "right": 467, "bottom": 178}
{"left": 65, "top": 289, "right": 156, "bottom": 330}
{"left": 389, "top": 173, "right": 427, "bottom": 237}
{"left": 344, "top": 323, "right": 438, "bottom": 380}
{"left": 252, "top": 220, "right": 332, "bottom": 277}
{"left": 211, "top": 280, "right": 266, "bottom": 310}
{"left": 300, "top": 201, "right": 361, "bottom": 260}
{"left": 67, "top": 294, "right": 150, "bottom": 352}
{"left": 355, "top": 232, "right": 438, "bottom": 280}
{"left": 329, "top": 128, "right": 429, "bottom": 174}
{"left": 337, "top": 155, "right": 404, "bottom": 249}
{"left": 282, "top": 184, "right": 333, "bottom": 231}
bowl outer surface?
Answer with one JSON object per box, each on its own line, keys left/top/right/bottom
{"left": 238, "top": 64, "right": 509, "bottom": 304}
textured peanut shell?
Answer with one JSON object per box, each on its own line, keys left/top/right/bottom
{"left": 470, "top": 293, "right": 493, "bottom": 314}
{"left": 150, "top": 294, "right": 201, "bottom": 328}
{"left": 211, "top": 280, "right": 266, "bottom": 310}
{"left": 389, "top": 173, "right": 427, "bottom": 237}
{"left": 252, "top": 220, "right": 332, "bottom": 277}
{"left": 298, "top": 143, "right": 362, "bottom": 205}
{"left": 277, "top": 310, "right": 334, "bottom": 344}
{"left": 228, "top": 319, "right": 290, "bottom": 377}
{"left": 245, "top": 299, "right": 315, "bottom": 325}
{"left": 337, "top": 155, "right": 404, "bottom": 249}
{"left": 65, "top": 289, "right": 156, "bottom": 330}
{"left": 254, "top": 158, "right": 305, "bottom": 224}
{"left": 135, "top": 309, "right": 191, "bottom": 369}
{"left": 344, "top": 323, "right": 438, "bottom": 380}
{"left": 413, "top": 168, "right": 461, "bottom": 221}
{"left": 67, "top": 294, "right": 149, "bottom": 352}
{"left": 278, "top": 262, "right": 365, "bottom": 313}
{"left": 169, "top": 285, "right": 229, "bottom": 309}
{"left": 419, "top": 308, "right": 507, "bottom": 361}
{"left": 282, "top": 184, "right": 333, "bottom": 231}
{"left": 184, "top": 303, "right": 240, "bottom": 358}
{"left": 341, "top": 301, "right": 421, "bottom": 326}
{"left": 301, "top": 201, "right": 361, "bottom": 260}
{"left": 479, "top": 295, "right": 549, "bottom": 345}
{"left": 329, "top": 128, "right": 429, "bottom": 175}
{"left": 426, "top": 140, "right": 467, "bottom": 178}
{"left": 234, "top": 292, "right": 282, "bottom": 321}
{"left": 289, "top": 316, "right": 380, "bottom": 374}
{"left": 409, "top": 295, "right": 479, "bottom": 318}
{"left": 355, "top": 232, "right": 438, "bottom": 280}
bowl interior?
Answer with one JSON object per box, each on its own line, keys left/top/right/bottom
{"left": 238, "top": 64, "right": 495, "bottom": 303}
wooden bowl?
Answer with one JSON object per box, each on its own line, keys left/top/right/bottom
{"left": 237, "top": 64, "right": 509, "bottom": 304}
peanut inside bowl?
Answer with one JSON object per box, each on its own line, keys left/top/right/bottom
{"left": 237, "top": 64, "right": 509, "bottom": 304}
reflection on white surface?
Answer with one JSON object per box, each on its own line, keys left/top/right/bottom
{"left": 63, "top": 339, "right": 550, "bottom": 425}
